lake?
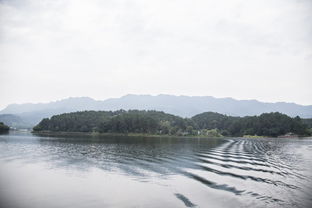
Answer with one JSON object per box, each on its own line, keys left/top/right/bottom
{"left": 0, "top": 131, "right": 311, "bottom": 208}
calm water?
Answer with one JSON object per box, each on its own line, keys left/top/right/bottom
{"left": 0, "top": 131, "right": 311, "bottom": 208}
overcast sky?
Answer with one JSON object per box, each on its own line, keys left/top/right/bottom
{"left": 0, "top": 0, "right": 311, "bottom": 110}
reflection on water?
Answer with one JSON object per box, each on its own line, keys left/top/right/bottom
{"left": 0, "top": 131, "right": 311, "bottom": 208}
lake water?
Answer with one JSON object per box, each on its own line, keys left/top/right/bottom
{"left": 0, "top": 131, "right": 311, "bottom": 208}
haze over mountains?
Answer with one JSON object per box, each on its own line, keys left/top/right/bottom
{"left": 0, "top": 94, "right": 312, "bottom": 128}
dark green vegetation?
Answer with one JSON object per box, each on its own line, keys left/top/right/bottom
{"left": 193, "top": 112, "right": 310, "bottom": 137}
{"left": 33, "top": 110, "right": 196, "bottom": 136}
{"left": 0, "top": 122, "right": 10, "bottom": 133}
{"left": 33, "top": 110, "right": 311, "bottom": 137}
{"left": 302, "top": 118, "right": 312, "bottom": 128}
{"left": 302, "top": 118, "right": 312, "bottom": 135}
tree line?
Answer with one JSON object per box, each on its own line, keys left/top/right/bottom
{"left": 33, "top": 110, "right": 311, "bottom": 137}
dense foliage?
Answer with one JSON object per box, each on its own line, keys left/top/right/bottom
{"left": 33, "top": 110, "right": 191, "bottom": 135}
{"left": 302, "top": 118, "right": 312, "bottom": 128}
{"left": 33, "top": 110, "right": 311, "bottom": 137}
{"left": 302, "top": 119, "right": 312, "bottom": 135}
{"left": 192, "top": 112, "right": 238, "bottom": 136}
{"left": 0, "top": 122, "right": 10, "bottom": 132}
{"left": 193, "top": 112, "right": 309, "bottom": 137}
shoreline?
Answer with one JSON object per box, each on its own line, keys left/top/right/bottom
{"left": 31, "top": 130, "right": 225, "bottom": 139}
{"left": 13, "top": 130, "right": 309, "bottom": 139}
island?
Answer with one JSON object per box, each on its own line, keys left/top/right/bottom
{"left": 32, "top": 110, "right": 311, "bottom": 138}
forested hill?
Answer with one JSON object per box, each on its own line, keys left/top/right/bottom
{"left": 33, "top": 110, "right": 311, "bottom": 137}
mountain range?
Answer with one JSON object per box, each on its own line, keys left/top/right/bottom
{"left": 0, "top": 94, "right": 312, "bottom": 128}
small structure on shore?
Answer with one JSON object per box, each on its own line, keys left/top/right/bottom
{"left": 278, "top": 132, "right": 298, "bottom": 138}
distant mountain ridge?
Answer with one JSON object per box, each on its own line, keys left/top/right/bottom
{"left": 0, "top": 94, "right": 312, "bottom": 128}
{"left": 0, "top": 114, "right": 30, "bottom": 129}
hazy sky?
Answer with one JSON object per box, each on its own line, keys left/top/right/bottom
{"left": 0, "top": 0, "right": 311, "bottom": 110}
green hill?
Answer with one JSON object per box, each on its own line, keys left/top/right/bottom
{"left": 33, "top": 110, "right": 311, "bottom": 137}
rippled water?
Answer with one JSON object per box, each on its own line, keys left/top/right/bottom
{"left": 0, "top": 131, "right": 311, "bottom": 208}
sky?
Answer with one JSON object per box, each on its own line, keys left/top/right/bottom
{"left": 0, "top": 0, "right": 311, "bottom": 110}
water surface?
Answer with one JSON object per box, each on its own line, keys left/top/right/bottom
{"left": 0, "top": 131, "right": 311, "bottom": 208}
